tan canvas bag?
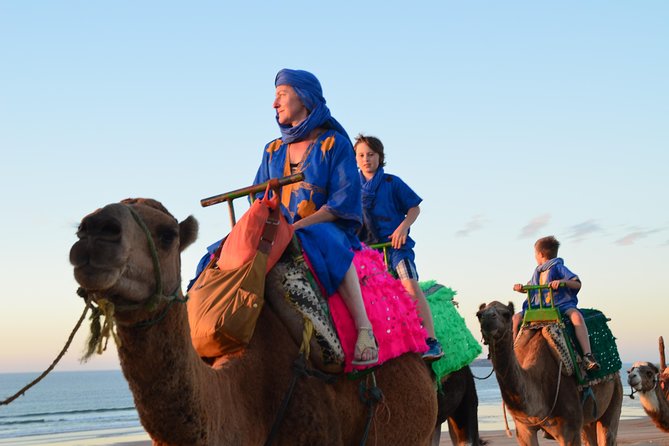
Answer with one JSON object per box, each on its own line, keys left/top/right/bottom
{"left": 187, "top": 191, "right": 281, "bottom": 357}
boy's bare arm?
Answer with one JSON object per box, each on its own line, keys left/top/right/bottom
{"left": 389, "top": 206, "right": 420, "bottom": 249}
{"left": 549, "top": 279, "right": 581, "bottom": 290}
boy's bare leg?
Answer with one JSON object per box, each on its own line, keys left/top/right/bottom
{"left": 566, "top": 308, "right": 592, "bottom": 353}
{"left": 401, "top": 278, "right": 436, "bottom": 338}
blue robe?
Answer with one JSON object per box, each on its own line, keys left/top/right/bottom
{"left": 253, "top": 129, "right": 362, "bottom": 296}
{"left": 359, "top": 172, "right": 422, "bottom": 270}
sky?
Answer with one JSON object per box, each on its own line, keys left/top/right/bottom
{"left": 1, "top": 1, "right": 667, "bottom": 374}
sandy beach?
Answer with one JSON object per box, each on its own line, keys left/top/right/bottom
{"left": 1, "top": 417, "right": 665, "bottom": 445}
{"left": 462, "top": 417, "right": 669, "bottom": 445}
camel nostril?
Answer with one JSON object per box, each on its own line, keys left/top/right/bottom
{"left": 81, "top": 213, "right": 123, "bottom": 240}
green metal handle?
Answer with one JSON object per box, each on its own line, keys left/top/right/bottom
{"left": 366, "top": 241, "right": 392, "bottom": 271}
{"left": 367, "top": 242, "right": 391, "bottom": 250}
{"left": 521, "top": 283, "right": 566, "bottom": 292}
{"left": 522, "top": 283, "right": 565, "bottom": 310}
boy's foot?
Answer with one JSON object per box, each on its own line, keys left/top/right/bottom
{"left": 422, "top": 338, "right": 444, "bottom": 362}
{"left": 583, "top": 353, "right": 600, "bottom": 372}
{"left": 352, "top": 328, "right": 379, "bottom": 366}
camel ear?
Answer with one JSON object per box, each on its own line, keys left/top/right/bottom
{"left": 478, "top": 303, "right": 487, "bottom": 311}
{"left": 508, "top": 301, "right": 515, "bottom": 314}
{"left": 179, "top": 215, "right": 198, "bottom": 251}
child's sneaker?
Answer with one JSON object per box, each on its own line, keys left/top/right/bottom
{"left": 422, "top": 338, "right": 444, "bottom": 362}
{"left": 583, "top": 353, "right": 600, "bottom": 372}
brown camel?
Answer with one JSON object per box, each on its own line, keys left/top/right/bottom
{"left": 627, "top": 336, "right": 669, "bottom": 433}
{"left": 476, "top": 301, "right": 622, "bottom": 445}
{"left": 69, "top": 198, "right": 437, "bottom": 446}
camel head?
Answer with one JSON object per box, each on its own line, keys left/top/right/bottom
{"left": 628, "top": 361, "right": 660, "bottom": 393}
{"left": 69, "top": 198, "right": 198, "bottom": 310}
{"left": 476, "top": 300, "right": 515, "bottom": 345}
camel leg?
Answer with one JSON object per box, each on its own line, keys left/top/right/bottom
{"left": 446, "top": 417, "right": 469, "bottom": 445}
{"left": 446, "top": 404, "right": 480, "bottom": 445}
{"left": 594, "top": 377, "right": 622, "bottom": 445}
{"left": 581, "top": 425, "right": 597, "bottom": 446}
{"left": 596, "top": 421, "right": 617, "bottom": 446}
{"left": 447, "top": 366, "right": 481, "bottom": 445}
{"left": 515, "top": 424, "right": 540, "bottom": 446}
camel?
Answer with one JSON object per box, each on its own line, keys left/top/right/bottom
{"left": 627, "top": 336, "right": 669, "bottom": 433}
{"left": 476, "top": 301, "right": 622, "bottom": 445}
{"left": 69, "top": 198, "right": 437, "bottom": 446}
{"left": 432, "top": 365, "right": 486, "bottom": 446}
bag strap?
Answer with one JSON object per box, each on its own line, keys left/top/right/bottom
{"left": 258, "top": 187, "right": 281, "bottom": 255}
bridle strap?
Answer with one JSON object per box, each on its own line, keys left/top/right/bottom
{"left": 127, "top": 205, "right": 164, "bottom": 303}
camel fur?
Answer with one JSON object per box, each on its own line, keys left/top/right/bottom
{"left": 476, "top": 301, "right": 622, "bottom": 445}
{"left": 69, "top": 198, "right": 437, "bottom": 446}
{"left": 432, "top": 365, "right": 487, "bottom": 446}
{"left": 627, "top": 336, "right": 669, "bottom": 434}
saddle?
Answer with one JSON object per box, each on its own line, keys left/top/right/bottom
{"left": 265, "top": 240, "right": 345, "bottom": 374}
{"left": 265, "top": 239, "right": 428, "bottom": 374}
{"left": 522, "top": 309, "right": 622, "bottom": 387}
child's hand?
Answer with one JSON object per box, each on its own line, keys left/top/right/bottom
{"left": 513, "top": 283, "right": 524, "bottom": 292}
{"left": 389, "top": 224, "right": 409, "bottom": 249}
{"left": 549, "top": 280, "right": 562, "bottom": 289}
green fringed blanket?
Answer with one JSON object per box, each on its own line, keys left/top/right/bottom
{"left": 563, "top": 308, "right": 622, "bottom": 381}
{"left": 421, "top": 281, "right": 482, "bottom": 381}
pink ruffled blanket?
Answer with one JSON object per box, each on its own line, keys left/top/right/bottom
{"left": 324, "top": 247, "right": 428, "bottom": 372}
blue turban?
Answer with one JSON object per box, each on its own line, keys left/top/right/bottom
{"left": 274, "top": 68, "right": 350, "bottom": 144}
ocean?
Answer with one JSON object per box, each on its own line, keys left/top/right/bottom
{"left": 0, "top": 370, "right": 139, "bottom": 441}
{"left": 0, "top": 366, "right": 647, "bottom": 443}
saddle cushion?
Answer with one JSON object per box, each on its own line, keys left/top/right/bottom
{"left": 563, "top": 308, "right": 622, "bottom": 380}
{"left": 421, "top": 281, "right": 482, "bottom": 380}
{"left": 326, "top": 247, "right": 428, "bottom": 372}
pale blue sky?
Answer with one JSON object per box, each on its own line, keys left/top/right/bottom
{"left": 1, "top": 1, "right": 667, "bottom": 373}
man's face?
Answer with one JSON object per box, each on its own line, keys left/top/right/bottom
{"left": 273, "top": 85, "right": 308, "bottom": 127}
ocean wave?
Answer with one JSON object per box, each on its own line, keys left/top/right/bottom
{"left": 0, "top": 418, "right": 47, "bottom": 426}
{"left": 0, "top": 406, "right": 135, "bottom": 420}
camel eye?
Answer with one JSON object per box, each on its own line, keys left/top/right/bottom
{"left": 156, "top": 226, "right": 178, "bottom": 249}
